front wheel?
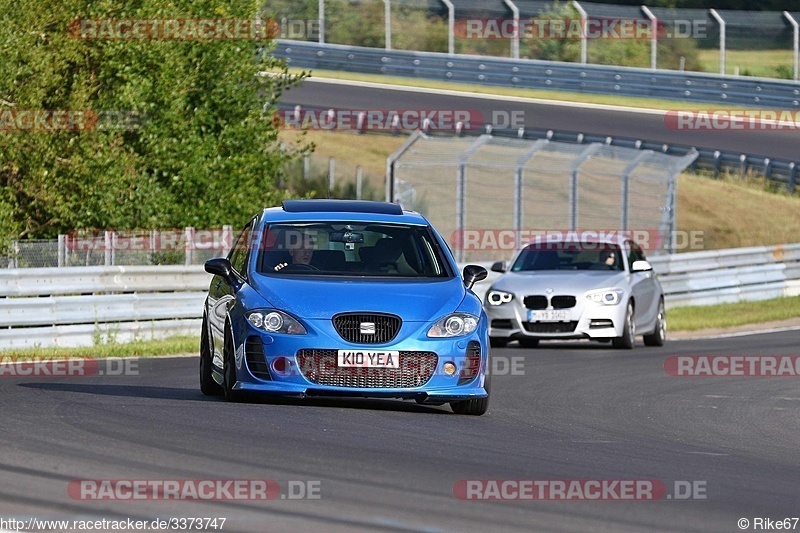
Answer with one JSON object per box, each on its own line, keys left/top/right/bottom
{"left": 643, "top": 299, "right": 666, "bottom": 347}
{"left": 612, "top": 302, "right": 635, "bottom": 349}
{"left": 200, "top": 316, "right": 223, "bottom": 396}
{"left": 450, "top": 375, "right": 490, "bottom": 416}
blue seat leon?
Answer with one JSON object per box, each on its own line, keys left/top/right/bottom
{"left": 200, "top": 200, "right": 491, "bottom": 415}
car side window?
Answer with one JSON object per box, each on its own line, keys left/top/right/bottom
{"left": 228, "top": 220, "right": 254, "bottom": 277}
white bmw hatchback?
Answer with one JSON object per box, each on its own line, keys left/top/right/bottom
{"left": 484, "top": 235, "right": 666, "bottom": 349}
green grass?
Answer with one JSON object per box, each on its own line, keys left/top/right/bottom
{"left": 696, "top": 49, "right": 795, "bottom": 79}
{"left": 289, "top": 68, "right": 743, "bottom": 111}
{"left": 668, "top": 296, "right": 800, "bottom": 331}
{"left": 0, "top": 336, "right": 199, "bottom": 360}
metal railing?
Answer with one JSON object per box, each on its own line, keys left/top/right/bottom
{"left": 1, "top": 242, "right": 798, "bottom": 348}
{"left": 274, "top": 39, "right": 800, "bottom": 108}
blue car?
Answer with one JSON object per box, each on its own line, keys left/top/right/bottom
{"left": 200, "top": 200, "right": 491, "bottom": 415}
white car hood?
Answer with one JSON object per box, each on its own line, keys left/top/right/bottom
{"left": 491, "top": 270, "right": 630, "bottom": 296}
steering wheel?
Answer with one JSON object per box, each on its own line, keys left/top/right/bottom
{"left": 278, "top": 263, "right": 320, "bottom": 272}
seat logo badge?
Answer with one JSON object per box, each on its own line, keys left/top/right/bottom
{"left": 360, "top": 322, "right": 376, "bottom": 335}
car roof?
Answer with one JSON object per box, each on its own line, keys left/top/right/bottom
{"left": 260, "top": 200, "right": 429, "bottom": 225}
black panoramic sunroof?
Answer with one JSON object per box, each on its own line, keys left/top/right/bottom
{"left": 281, "top": 199, "right": 403, "bottom": 215}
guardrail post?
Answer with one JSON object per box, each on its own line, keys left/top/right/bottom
{"left": 790, "top": 162, "right": 797, "bottom": 193}
{"left": 328, "top": 157, "right": 335, "bottom": 196}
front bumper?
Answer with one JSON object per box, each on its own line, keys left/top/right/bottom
{"left": 227, "top": 318, "right": 489, "bottom": 403}
{"left": 486, "top": 297, "right": 626, "bottom": 340}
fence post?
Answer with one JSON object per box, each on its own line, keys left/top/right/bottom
{"left": 222, "top": 225, "right": 234, "bottom": 257}
{"left": 328, "top": 157, "right": 335, "bottom": 197}
{"left": 58, "top": 234, "right": 66, "bottom": 268}
{"left": 356, "top": 166, "right": 363, "bottom": 199}
{"left": 104, "top": 231, "right": 112, "bottom": 266}
{"left": 318, "top": 0, "right": 325, "bottom": 44}
{"left": 710, "top": 9, "right": 726, "bottom": 75}
{"left": 184, "top": 227, "right": 194, "bottom": 266}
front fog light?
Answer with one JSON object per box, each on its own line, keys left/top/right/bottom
{"left": 443, "top": 362, "right": 457, "bottom": 376}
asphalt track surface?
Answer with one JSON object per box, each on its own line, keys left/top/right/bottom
{"left": 2, "top": 330, "right": 799, "bottom": 532}
{"left": 283, "top": 79, "right": 800, "bottom": 161}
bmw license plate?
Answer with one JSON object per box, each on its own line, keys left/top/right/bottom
{"left": 338, "top": 350, "right": 400, "bottom": 368}
{"left": 528, "top": 310, "right": 570, "bottom": 322}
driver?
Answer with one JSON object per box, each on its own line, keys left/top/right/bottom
{"left": 599, "top": 249, "right": 616, "bottom": 267}
{"left": 275, "top": 235, "right": 315, "bottom": 271}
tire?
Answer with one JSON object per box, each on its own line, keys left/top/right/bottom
{"left": 199, "top": 316, "right": 223, "bottom": 396}
{"left": 450, "top": 375, "right": 490, "bottom": 416}
{"left": 518, "top": 338, "right": 539, "bottom": 348}
{"left": 489, "top": 337, "right": 508, "bottom": 348}
{"left": 643, "top": 299, "right": 666, "bottom": 347}
{"left": 612, "top": 301, "right": 635, "bottom": 349}
{"left": 222, "top": 326, "right": 243, "bottom": 402}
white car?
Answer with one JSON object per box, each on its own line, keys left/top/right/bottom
{"left": 484, "top": 235, "right": 665, "bottom": 349}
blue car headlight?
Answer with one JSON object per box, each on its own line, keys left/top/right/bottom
{"left": 246, "top": 310, "right": 306, "bottom": 335}
{"left": 585, "top": 289, "right": 624, "bottom": 306}
{"left": 427, "top": 313, "right": 479, "bottom": 338}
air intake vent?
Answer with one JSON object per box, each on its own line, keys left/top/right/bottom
{"left": 459, "top": 341, "right": 482, "bottom": 386}
{"left": 244, "top": 336, "right": 271, "bottom": 381}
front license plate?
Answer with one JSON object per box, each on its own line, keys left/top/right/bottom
{"left": 338, "top": 350, "right": 400, "bottom": 368}
{"left": 528, "top": 310, "right": 570, "bottom": 322}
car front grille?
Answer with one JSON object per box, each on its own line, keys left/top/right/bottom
{"left": 296, "top": 349, "right": 437, "bottom": 388}
{"left": 333, "top": 313, "right": 402, "bottom": 344}
{"left": 523, "top": 321, "right": 578, "bottom": 333}
{"left": 524, "top": 295, "right": 577, "bottom": 309}
{"left": 244, "top": 336, "right": 271, "bottom": 381}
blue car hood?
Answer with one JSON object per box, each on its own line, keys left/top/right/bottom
{"left": 250, "top": 275, "right": 466, "bottom": 321}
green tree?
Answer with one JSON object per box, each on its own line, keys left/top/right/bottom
{"left": 0, "top": 0, "right": 307, "bottom": 246}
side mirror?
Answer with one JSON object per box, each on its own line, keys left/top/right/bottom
{"left": 490, "top": 261, "right": 507, "bottom": 273}
{"left": 205, "top": 257, "right": 234, "bottom": 280}
{"left": 463, "top": 264, "right": 488, "bottom": 290}
{"left": 631, "top": 260, "right": 653, "bottom": 273}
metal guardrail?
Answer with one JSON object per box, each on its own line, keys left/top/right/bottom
{"left": 274, "top": 40, "right": 800, "bottom": 108}
{"left": 1, "top": 243, "right": 798, "bottom": 348}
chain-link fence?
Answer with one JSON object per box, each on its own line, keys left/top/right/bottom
{"left": 389, "top": 132, "right": 697, "bottom": 263}
{"left": 4, "top": 228, "right": 233, "bottom": 269}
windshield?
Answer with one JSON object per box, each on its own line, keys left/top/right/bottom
{"left": 511, "top": 242, "right": 624, "bottom": 272}
{"left": 256, "top": 222, "right": 451, "bottom": 278}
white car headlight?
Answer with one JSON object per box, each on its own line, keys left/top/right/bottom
{"left": 246, "top": 310, "right": 306, "bottom": 335}
{"left": 585, "top": 289, "right": 624, "bottom": 306}
{"left": 427, "top": 313, "right": 479, "bottom": 338}
{"left": 486, "top": 290, "right": 514, "bottom": 306}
